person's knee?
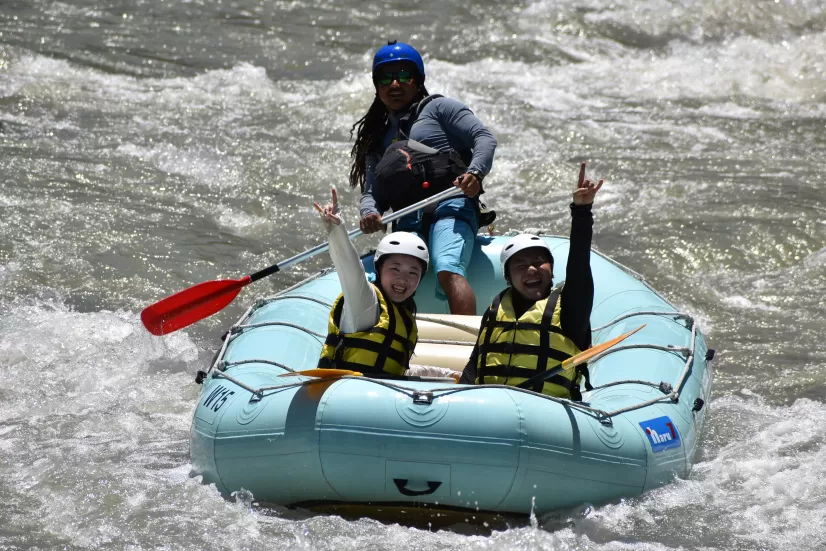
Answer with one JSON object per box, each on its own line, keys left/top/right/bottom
{"left": 437, "top": 270, "right": 463, "bottom": 288}
{"left": 437, "top": 271, "right": 473, "bottom": 295}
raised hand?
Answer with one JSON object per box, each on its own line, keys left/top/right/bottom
{"left": 572, "top": 162, "right": 604, "bottom": 205}
{"left": 313, "top": 187, "right": 342, "bottom": 227}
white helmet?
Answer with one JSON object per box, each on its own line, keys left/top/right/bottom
{"left": 375, "top": 232, "right": 429, "bottom": 272}
{"left": 500, "top": 234, "right": 553, "bottom": 276}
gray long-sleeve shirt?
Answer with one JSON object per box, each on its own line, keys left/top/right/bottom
{"left": 359, "top": 96, "right": 497, "bottom": 219}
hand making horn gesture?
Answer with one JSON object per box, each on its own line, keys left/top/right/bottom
{"left": 313, "top": 187, "right": 343, "bottom": 230}
{"left": 572, "top": 162, "right": 604, "bottom": 205}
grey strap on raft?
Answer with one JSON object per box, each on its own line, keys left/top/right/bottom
{"left": 214, "top": 286, "right": 704, "bottom": 423}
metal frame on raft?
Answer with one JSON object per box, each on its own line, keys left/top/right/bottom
{"left": 196, "top": 261, "right": 711, "bottom": 426}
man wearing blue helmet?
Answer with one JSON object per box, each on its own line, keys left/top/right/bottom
{"left": 348, "top": 40, "right": 498, "bottom": 315}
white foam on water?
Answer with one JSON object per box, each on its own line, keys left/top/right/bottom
{"left": 116, "top": 142, "right": 246, "bottom": 191}
{"left": 590, "top": 395, "right": 826, "bottom": 549}
{"left": 720, "top": 295, "right": 782, "bottom": 312}
{"left": 425, "top": 31, "right": 825, "bottom": 131}
{"left": 528, "top": 33, "right": 821, "bottom": 108}
{"left": 3, "top": 0, "right": 825, "bottom": 547}
{"left": 2, "top": 55, "right": 288, "bottom": 108}
{"left": 455, "top": 395, "right": 826, "bottom": 551}
{"left": 804, "top": 246, "right": 826, "bottom": 268}
{"left": 0, "top": 301, "right": 198, "bottom": 413}
{"left": 522, "top": 0, "right": 826, "bottom": 43}
{"left": 216, "top": 207, "right": 274, "bottom": 234}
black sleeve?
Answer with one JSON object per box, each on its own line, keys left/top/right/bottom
{"left": 560, "top": 202, "right": 594, "bottom": 352}
{"left": 459, "top": 344, "right": 480, "bottom": 384}
{"left": 460, "top": 305, "right": 493, "bottom": 384}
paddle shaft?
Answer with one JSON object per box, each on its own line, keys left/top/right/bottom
{"left": 515, "top": 324, "right": 645, "bottom": 391}
{"left": 249, "top": 186, "right": 463, "bottom": 283}
{"left": 141, "top": 186, "right": 465, "bottom": 335}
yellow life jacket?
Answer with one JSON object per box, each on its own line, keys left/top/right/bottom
{"left": 475, "top": 286, "right": 583, "bottom": 398}
{"left": 318, "top": 286, "right": 417, "bottom": 376}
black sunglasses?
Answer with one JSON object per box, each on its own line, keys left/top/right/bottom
{"left": 375, "top": 70, "right": 413, "bottom": 86}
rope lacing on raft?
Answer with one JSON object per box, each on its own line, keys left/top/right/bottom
{"left": 201, "top": 243, "right": 708, "bottom": 424}
{"left": 207, "top": 309, "right": 702, "bottom": 425}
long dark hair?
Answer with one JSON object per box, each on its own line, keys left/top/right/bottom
{"left": 348, "top": 82, "right": 430, "bottom": 192}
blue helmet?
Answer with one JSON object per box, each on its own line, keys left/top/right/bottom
{"left": 372, "top": 40, "right": 425, "bottom": 81}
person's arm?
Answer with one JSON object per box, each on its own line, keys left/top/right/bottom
{"left": 431, "top": 98, "right": 497, "bottom": 198}
{"left": 459, "top": 305, "right": 489, "bottom": 384}
{"left": 406, "top": 365, "right": 462, "bottom": 381}
{"left": 559, "top": 163, "right": 603, "bottom": 351}
{"left": 458, "top": 345, "right": 480, "bottom": 384}
{"left": 436, "top": 98, "right": 497, "bottom": 177}
{"left": 314, "top": 189, "right": 379, "bottom": 334}
{"left": 559, "top": 203, "right": 594, "bottom": 351}
{"left": 359, "top": 153, "right": 385, "bottom": 233}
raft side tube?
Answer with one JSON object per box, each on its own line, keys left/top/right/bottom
{"left": 317, "top": 381, "right": 522, "bottom": 509}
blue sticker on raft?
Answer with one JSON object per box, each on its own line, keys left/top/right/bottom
{"left": 640, "top": 416, "right": 681, "bottom": 452}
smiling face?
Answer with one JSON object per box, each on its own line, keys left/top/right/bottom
{"left": 378, "top": 254, "right": 424, "bottom": 303}
{"left": 506, "top": 248, "right": 553, "bottom": 302}
{"left": 374, "top": 61, "right": 420, "bottom": 113}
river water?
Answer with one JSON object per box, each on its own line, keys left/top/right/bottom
{"left": 1, "top": 0, "right": 825, "bottom": 549}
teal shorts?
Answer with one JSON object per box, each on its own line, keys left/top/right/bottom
{"left": 428, "top": 215, "right": 477, "bottom": 277}
{"left": 394, "top": 197, "right": 479, "bottom": 277}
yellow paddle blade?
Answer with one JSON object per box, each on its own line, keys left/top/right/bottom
{"left": 279, "top": 369, "right": 363, "bottom": 378}
{"left": 561, "top": 324, "right": 646, "bottom": 370}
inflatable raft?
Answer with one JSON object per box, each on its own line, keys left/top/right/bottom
{"left": 190, "top": 234, "right": 713, "bottom": 523}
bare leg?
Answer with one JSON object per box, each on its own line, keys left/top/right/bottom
{"left": 437, "top": 271, "right": 477, "bottom": 315}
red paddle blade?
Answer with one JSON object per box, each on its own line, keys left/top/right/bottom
{"left": 141, "top": 276, "right": 252, "bottom": 336}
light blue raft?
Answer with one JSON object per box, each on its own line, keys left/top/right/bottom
{"left": 190, "top": 234, "right": 713, "bottom": 522}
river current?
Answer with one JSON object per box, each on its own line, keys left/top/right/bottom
{"left": 1, "top": 0, "right": 825, "bottom": 549}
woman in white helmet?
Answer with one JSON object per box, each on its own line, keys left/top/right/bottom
{"left": 459, "top": 163, "right": 603, "bottom": 400}
{"left": 313, "top": 188, "right": 459, "bottom": 379}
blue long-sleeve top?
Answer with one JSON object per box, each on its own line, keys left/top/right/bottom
{"left": 359, "top": 97, "right": 497, "bottom": 222}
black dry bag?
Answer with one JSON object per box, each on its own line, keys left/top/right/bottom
{"left": 373, "top": 140, "right": 467, "bottom": 212}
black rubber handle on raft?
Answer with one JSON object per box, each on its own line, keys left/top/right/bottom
{"left": 249, "top": 263, "right": 280, "bottom": 283}
{"left": 393, "top": 479, "right": 442, "bottom": 497}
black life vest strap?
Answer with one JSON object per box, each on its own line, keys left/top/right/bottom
{"left": 372, "top": 294, "right": 396, "bottom": 372}
{"left": 317, "top": 358, "right": 372, "bottom": 372}
{"left": 323, "top": 326, "right": 394, "bottom": 347}
{"left": 330, "top": 298, "right": 348, "bottom": 365}
{"left": 532, "top": 287, "right": 562, "bottom": 391}
{"left": 396, "top": 94, "right": 444, "bottom": 141}
{"left": 483, "top": 319, "right": 565, "bottom": 334}
{"left": 479, "top": 365, "right": 536, "bottom": 380}
{"left": 479, "top": 341, "right": 572, "bottom": 363}
{"left": 327, "top": 293, "right": 412, "bottom": 374}
{"left": 477, "top": 365, "right": 574, "bottom": 391}
{"left": 478, "top": 288, "right": 570, "bottom": 389}
{"left": 321, "top": 337, "right": 408, "bottom": 373}
{"left": 478, "top": 290, "right": 506, "bottom": 380}
{"left": 398, "top": 307, "right": 416, "bottom": 356}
